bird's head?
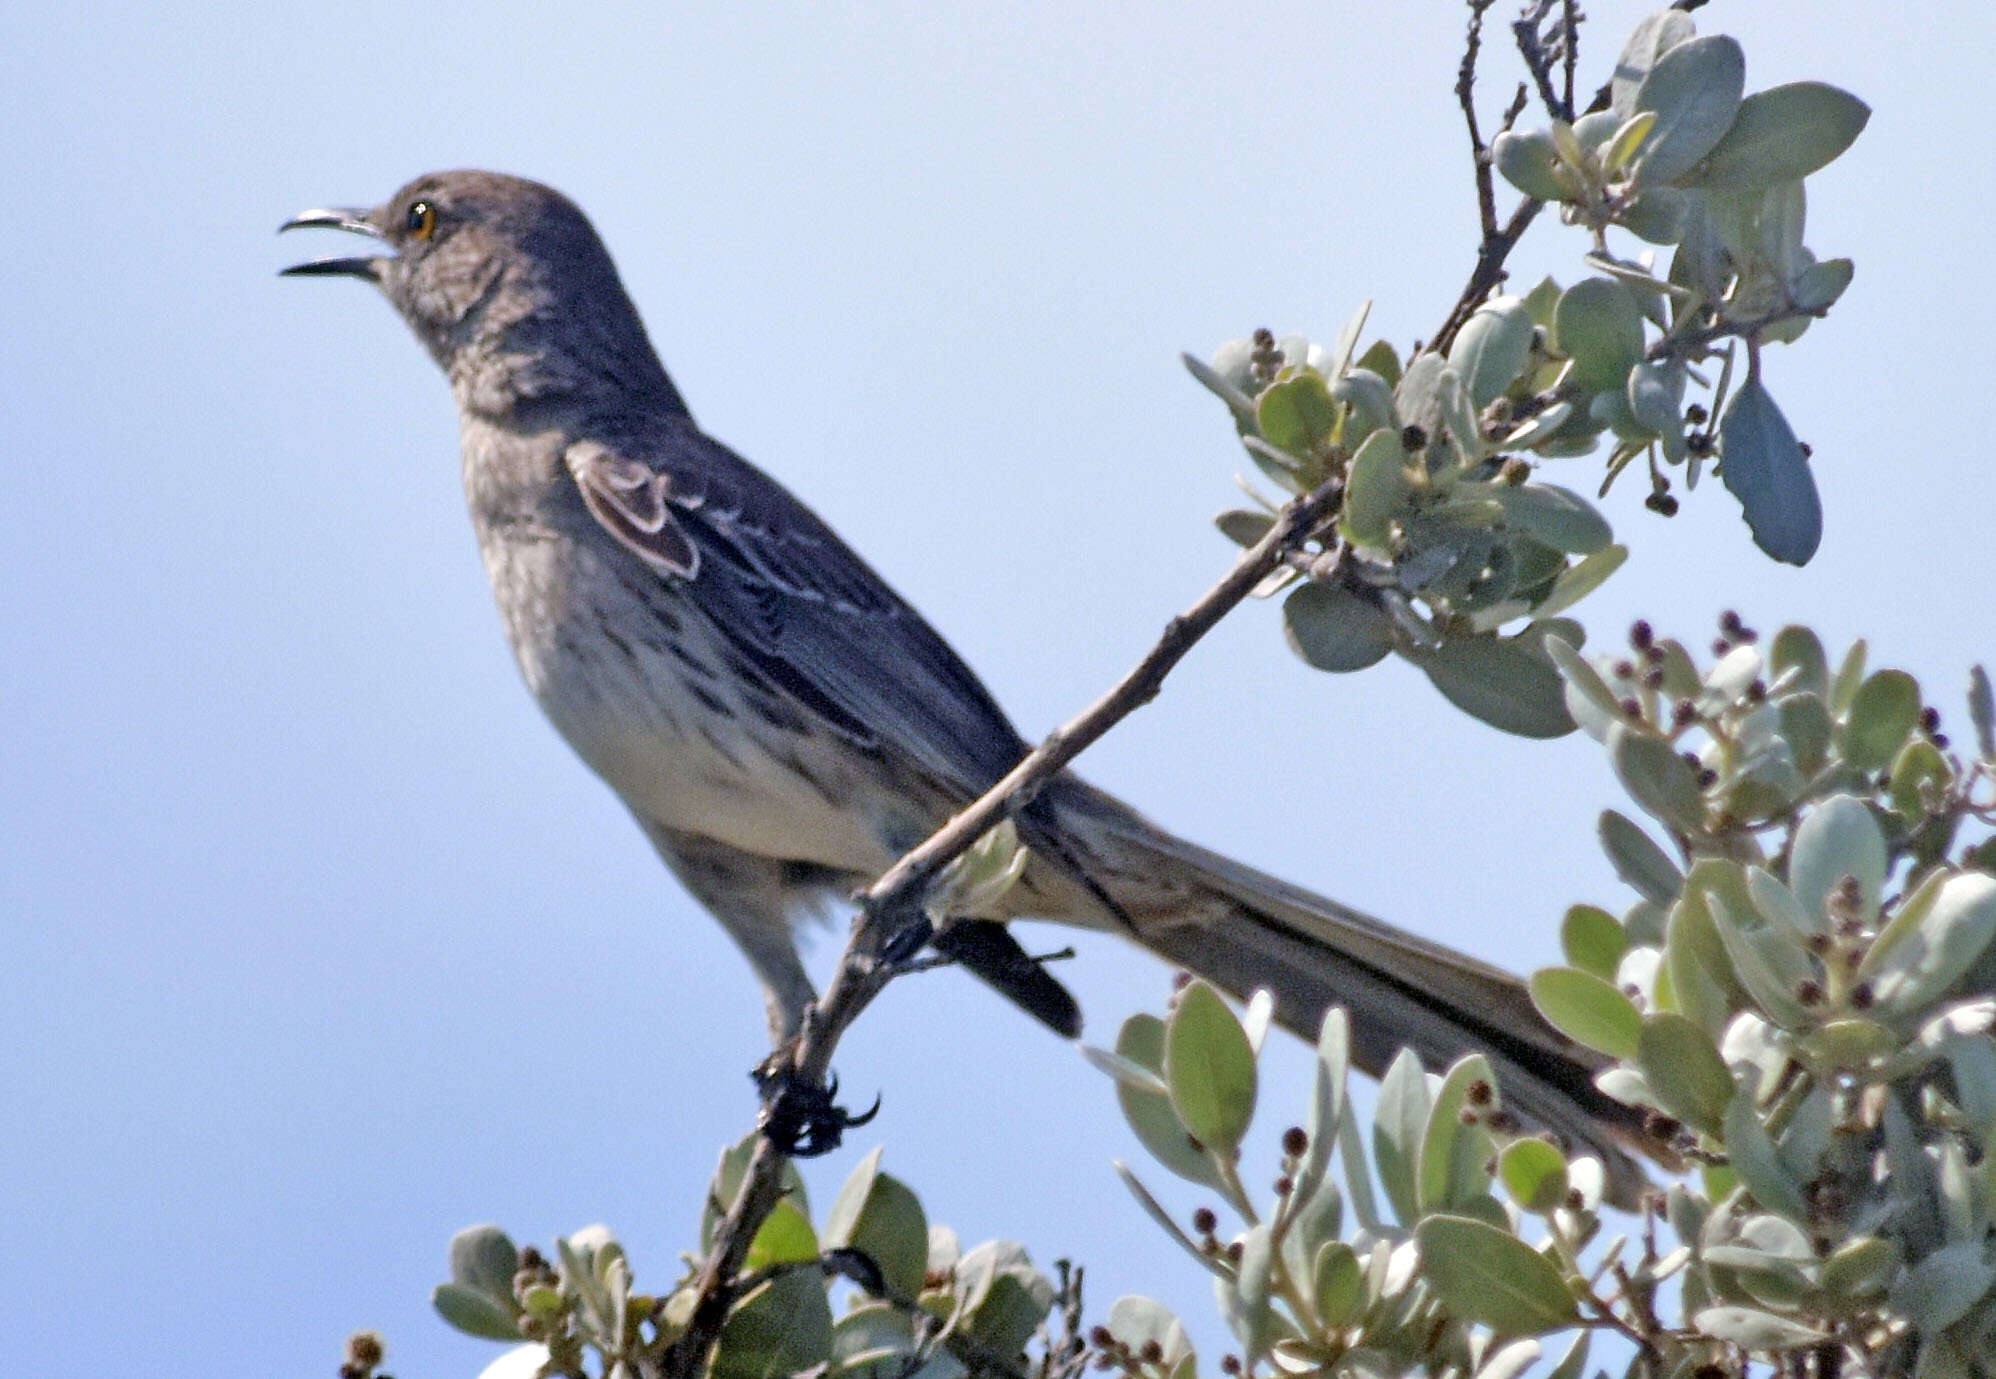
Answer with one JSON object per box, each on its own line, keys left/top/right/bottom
{"left": 281, "top": 170, "right": 680, "bottom": 415}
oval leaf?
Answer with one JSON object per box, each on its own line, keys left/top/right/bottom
{"left": 1414, "top": 629, "right": 1577, "bottom": 739}
{"left": 1114, "top": 1015, "right": 1223, "bottom": 1188}
{"left": 1416, "top": 1216, "right": 1580, "bottom": 1335}
{"left": 1530, "top": 967, "right": 1641, "bottom": 1060}
{"left": 1839, "top": 668, "right": 1921, "bottom": 772}
{"left": 1720, "top": 376, "right": 1821, "bottom": 565}
{"left": 1632, "top": 35, "right": 1746, "bottom": 185}
{"left": 1283, "top": 582, "right": 1392, "bottom": 673}
{"left": 1164, "top": 981, "right": 1258, "bottom": 1156}
{"left": 1449, "top": 296, "right": 1535, "bottom": 407}
{"left": 1637, "top": 1012, "right": 1734, "bottom": 1135}
{"left": 1554, "top": 278, "right": 1646, "bottom": 393}
{"left": 1688, "top": 82, "right": 1871, "bottom": 192}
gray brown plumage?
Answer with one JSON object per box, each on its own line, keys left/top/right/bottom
{"left": 281, "top": 170, "right": 1657, "bottom": 1197}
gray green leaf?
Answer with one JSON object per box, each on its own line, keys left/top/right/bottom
{"left": 1687, "top": 82, "right": 1871, "bottom": 192}
{"left": 1416, "top": 1216, "right": 1580, "bottom": 1335}
{"left": 1164, "top": 980, "right": 1258, "bottom": 1157}
{"left": 1283, "top": 582, "right": 1392, "bottom": 673}
{"left": 1631, "top": 35, "right": 1746, "bottom": 185}
{"left": 1720, "top": 376, "right": 1821, "bottom": 565}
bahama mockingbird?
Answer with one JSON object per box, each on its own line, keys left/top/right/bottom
{"left": 281, "top": 170, "right": 1655, "bottom": 1187}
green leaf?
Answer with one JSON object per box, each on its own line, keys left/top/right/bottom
{"left": 1532, "top": 544, "right": 1626, "bottom": 622}
{"left": 1283, "top": 582, "right": 1392, "bottom": 673}
{"left": 1492, "top": 128, "right": 1570, "bottom": 201}
{"left": 1214, "top": 509, "right": 1274, "bottom": 548}
{"left": 1602, "top": 111, "right": 1658, "bottom": 177}
{"left": 1560, "top": 905, "right": 1629, "bottom": 980}
{"left": 1229, "top": 1223, "right": 1277, "bottom": 1357}
{"left": 1610, "top": 10, "right": 1696, "bottom": 118}
{"left": 1356, "top": 339, "right": 1403, "bottom": 388}
{"left": 1184, "top": 350, "right": 1257, "bottom": 419}
{"left": 957, "top": 1242, "right": 1055, "bottom": 1357}
{"left": 1313, "top": 1242, "right": 1365, "bottom": 1328}
{"left": 1331, "top": 368, "right": 1397, "bottom": 441}
{"left": 1416, "top": 1216, "right": 1580, "bottom": 1335}
{"left": 747, "top": 1199, "right": 820, "bottom": 1273}
{"left": 1420, "top": 1054, "right": 1498, "bottom": 1212}
{"left": 1970, "top": 665, "right": 1995, "bottom": 760}
{"left": 433, "top": 1283, "right": 524, "bottom": 1342}
{"left": 1611, "top": 724, "right": 1708, "bottom": 834}
{"left": 713, "top": 1270, "right": 834, "bottom": 1379}
{"left": 705, "top": 1136, "right": 809, "bottom": 1254}
{"left": 1373, "top": 1048, "right": 1429, "bottom": 1225}
{"left": 1530, "top": 967, "right": 1641, "bottom": 1060}
{"left": 1412, "top": 626, "right": 1577, "bottom": 740}
{"left": 1889, "top": 1240, "right": 1996, "bottom": 1334}
{"left": 1257, "top": 372, "right": 1341, "bottom": 454}
{"left": 1638, "top": 1012, "right": 1734, "bottom": 1134}
{"left": 1819, "top": 1237, "right": 1900, "bottom": 1302}
{"left": 1664, "top": 886, "right": 1744, "bottom": 1036}
{"left": 1868, "top": 873, "right": 1996, "bottom": 1019}
{"left": 1498, "top": 1139, "right": 1571, "bottom": 1214}
{"left": 829, "top": 1302, "right": 920, "bottom": 1379}
{"left": 1449, "top": 296, "right": 1535, "bottom": 407}
{"left": 1793, "top": 257, "right": 1854, "bottom": 313}
{"left": 1723, "top": 1088, "right": 1807, "bottom": 1221}
{"left": 1691, "top": 1305, "right": 1826, "bottom": 1351}
{"left": 1554, "top": 278, "right": 1647, "bottom": 393}
{"left": 1486, "top": 483, "right": 1613, "bottom": 555}
{"left": 1769, "top": 625, "right": 1829, "bottom": 699}
{"left": 1105, "top": 1297, "right": 1195, "bottom": 1373}
{"left": 449, "top": 1224, "right": 520, "bottom": 1302}
{"left": 1599, "top": 809, "right": 1684, "bottom": 907}
{"left": 1687, "top": 82, "right": 1871, "bottom": 191}
{"left": 1720, "top": 376, "right": 1821, "bottom": 565}
{"left": 1113, "top": 1015, "right": 1222, "bottom": 1188}
{"left": 823, "top": 1148, "right": 928, "bottom": 1300}
{"left": 1789, "top": 794, "right": 1886, "bottom": 928}
{"left": 1631, "top": 35, "right": 1745, "bottom": 185}
{"left": 1701, "top": 868, "right": 1816, "bottom": 1031}
{"left": 1296, "top": 1008, "right": 1349, "bottom": 1215}
{"left": 1840, "top": 668, "right": 1921, "bottom": 772}
{"left": 1163, "top": 981, "right": 1257, "bottom": 1156}
{"left": 1340, "top": 427, "right": 1412, "bottom": 550}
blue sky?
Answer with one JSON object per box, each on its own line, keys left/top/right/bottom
{"left": 4, "top": 2, "right": 1991, "bottom": 1373}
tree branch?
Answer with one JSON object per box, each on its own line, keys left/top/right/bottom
{"left": 1429, "top": 193, "right": 1544, "bottom": 358}
{"left": 1456, "top": 0, "right": 1502, "bottom": 243}
{"left": 661, "top": 475, "right": 1345, "bottom": 1377}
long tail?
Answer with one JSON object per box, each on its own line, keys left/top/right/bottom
{"left": 1037, "top": 778, "right": 1664, "bottom": 1206}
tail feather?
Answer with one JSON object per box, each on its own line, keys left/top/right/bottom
{"left": 1043, "top": 779, "right": 1666, "bottom": 1206}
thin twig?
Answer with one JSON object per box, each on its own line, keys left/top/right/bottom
{"left": 1457, "top": 0, "right": 1502, "bottom": 241}
{"left": 661, "top": 476, "right": 1345, "bottom": 1377}
{"left": 1512, "top": 1, "right": 1570, "bottom": 122}
{"left": 1429, "top": 194, "right": 1544, "bottom": 358}
{"left": 1561, "top": 0, "right": 1580, "bottom": 119}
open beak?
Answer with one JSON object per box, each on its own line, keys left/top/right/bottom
{"left": 278, "top": 207, "right": 388, "bottom": 279}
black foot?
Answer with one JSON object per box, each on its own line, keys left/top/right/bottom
{"left": 877, "top": 913, "right": 934, "bottom": 966}
{"left": 753, "top": 1066, "right": 880, "bottom": 1158}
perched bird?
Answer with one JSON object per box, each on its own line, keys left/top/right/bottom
{"left": 281, "top": 170, "right": 1652, "bottom": 1186}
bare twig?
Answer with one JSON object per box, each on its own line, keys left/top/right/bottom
{"left": 1457, "top": 0, "right": 1503, "bottom": 241}
{"left": 661, "top": 476, "right": 1345, "bottom": 1378}
{"left": 1429, "top": 194, "right": 1544, "bottom": 358}
{"left": 1512, "top": 1, "right": 1571, "bottom": 122}
{"left": 1561, "top": 0, "right": 1581, "bottom": 120}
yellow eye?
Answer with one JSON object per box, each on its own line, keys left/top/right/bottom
{"left": 404, "top": 200, "right": 438, "bottom": 240}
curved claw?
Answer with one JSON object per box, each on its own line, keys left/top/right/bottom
{"left": 755, "top": 1066, "right": 883, "bottom": 1158}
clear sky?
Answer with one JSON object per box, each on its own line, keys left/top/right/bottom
{"left": 4, "top": 2, "right": 1991, "bottom": 1374}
